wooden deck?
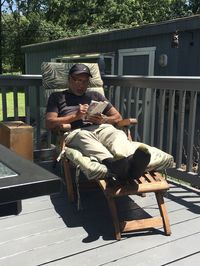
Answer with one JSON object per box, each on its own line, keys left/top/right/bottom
{"left": 0, "top": 163, "right": 200, "bottom": 266}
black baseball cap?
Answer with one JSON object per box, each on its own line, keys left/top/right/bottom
{"left": 69, "top": 63, "right": 92, "bottom": 77}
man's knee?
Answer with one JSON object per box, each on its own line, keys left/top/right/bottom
{"left": 99, "top": 126, "right": 132, "bottom": 157}
{"left": 76, "top": 129, "right": 95, "bottom": 140}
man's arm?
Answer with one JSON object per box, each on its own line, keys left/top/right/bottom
{"left": 103, "top": 106, "right": 122, "bottom": 124}
{"left": 45, "top": 104, "right": 89, "bottom": 130}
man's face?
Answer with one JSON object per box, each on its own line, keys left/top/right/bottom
{"left": 69, "top": 73, "right": 90, "bottom": 96}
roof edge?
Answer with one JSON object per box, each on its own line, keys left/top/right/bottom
{"left": 21, "top": 15, "right": 200, "bottom": 52}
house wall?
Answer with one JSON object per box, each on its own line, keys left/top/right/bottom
{"left": 22, "top": 15, "right": 200, "bottom": 77}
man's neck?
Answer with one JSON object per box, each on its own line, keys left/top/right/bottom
{"left": 67, "top": 89, "right": 85, "bottom": 96}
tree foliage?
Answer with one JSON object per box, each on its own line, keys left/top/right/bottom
{"left": 1, "top": 0, "right": 67, "bottom": 72}
{"left": 1, "top": 0, "right": 200, "bottom": 72}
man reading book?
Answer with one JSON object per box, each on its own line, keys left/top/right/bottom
{"left": 46, "top": 63, "right": 173, "bottom": 182}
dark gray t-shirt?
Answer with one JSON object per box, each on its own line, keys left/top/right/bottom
{"left": 46, "top": 90, "right": 113, "bottom": 129}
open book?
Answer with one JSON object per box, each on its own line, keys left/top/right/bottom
{"left": 87, "top": 100, "right": 108, "bottom": 115}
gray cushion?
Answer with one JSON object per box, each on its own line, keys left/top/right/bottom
{"left": 41, "top": 62, "right": 104, "bottom": 93}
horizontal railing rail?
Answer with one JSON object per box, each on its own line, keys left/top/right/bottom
{"left": 0, "top": 74, "right": 200, "bottom": 187}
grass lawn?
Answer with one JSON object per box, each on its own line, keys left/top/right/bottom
{"left": 0, "top": 92, "right": 25, "bottom": 121}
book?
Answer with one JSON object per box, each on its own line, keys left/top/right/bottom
{"left": 87, "top": 100, "right": 108, "bottom": 115}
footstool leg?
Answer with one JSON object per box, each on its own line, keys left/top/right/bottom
{"left": 155, "top": 192, "right": 171, "bottom": 235}
{"left": 107, "top": 196, "right": 121, "bottom": 240}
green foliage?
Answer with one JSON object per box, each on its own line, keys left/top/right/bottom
{"left": 1, "top": 7, "right": 66, "bottom": 72}
{"left": 187, "top": 0, "right": 200, "bottom": 14}
{"left": 1, "top": 0, "right": 199, "bottom": 73}
{"left": 169, "top": 0, "right": 192, "bottom": 18}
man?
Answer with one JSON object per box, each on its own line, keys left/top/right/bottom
{"left": 46, "top": 63, "right": 152, "bottom": 182}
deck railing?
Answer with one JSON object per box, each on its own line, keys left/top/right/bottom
{"left": 0, "top": 74, "right": 200, "bottom": 186}
{"left": 0, "top": 75, "right": 45, "bottom": 150}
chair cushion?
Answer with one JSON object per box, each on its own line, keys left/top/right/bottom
{"left": 64, "top": 147, "right": 108, "bottom": 180}
{"left": 63, "top": 145, "right": 173, "bottom": 181}
{"left": 41, "top": 62, "right": 104, "bottom": 94}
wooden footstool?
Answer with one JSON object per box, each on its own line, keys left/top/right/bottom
{"left": 97, "top": 172, "right": 171, "bottom": 240}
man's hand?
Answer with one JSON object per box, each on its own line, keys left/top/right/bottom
{"left": 86, "top": 113, "right": 108, "bottom": 124}
{"left": 76, "top": 104, "right": 89, "bottom": 120}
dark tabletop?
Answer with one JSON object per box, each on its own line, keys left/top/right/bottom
{"left": 0, "top": 144, "right": 62, "bottom": 204}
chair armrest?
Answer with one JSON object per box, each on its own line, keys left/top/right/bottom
{"left": 51, "top": 124, "right": 72, "bottom": 152}
{"left": 116, "top": 118, "right": 138, "bottom": 128}
{"left": 60, "top": 124, "right": 72, "bottom": 131}
{"left": 52, "top": 123, "right": 72, "bottom": 133}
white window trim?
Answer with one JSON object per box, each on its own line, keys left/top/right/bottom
{"left": 118, "top": 47, "right": 156, "bottom": 75}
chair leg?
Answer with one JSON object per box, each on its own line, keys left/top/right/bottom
{"left": 155, "top": 192, "right": 171, "bottom": 236}
{"left": 62, "top": 159, "right": 75, "bottom": 202}
{"left": 106, "top": 195, "right": 121, "bottom": 240}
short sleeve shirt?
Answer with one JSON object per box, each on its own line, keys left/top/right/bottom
{"left": 46, "top": 90, "right": 113, "bottom": 129}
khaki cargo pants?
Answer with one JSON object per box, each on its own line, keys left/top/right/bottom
{"left": 65, "top": 124, "right": 174, "bottom": 171}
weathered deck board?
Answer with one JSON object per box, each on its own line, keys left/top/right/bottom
{"left": 0, "top": 182, "right": 200, "bottom": 266}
